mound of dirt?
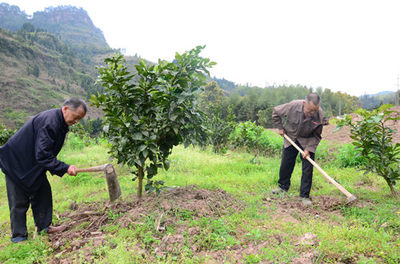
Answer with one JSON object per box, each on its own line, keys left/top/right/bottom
{"left": 49, "top": 185, "right": 244, "bottom": 263}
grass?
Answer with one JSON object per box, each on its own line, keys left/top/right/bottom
{"left": 0, "top": 136, "right": 399, "bottom": 263}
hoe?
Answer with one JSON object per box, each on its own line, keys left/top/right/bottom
{"left": 76, "top": 163, "right": 121, "bottom": 201}
{"left": 284, "top": 134, "right": 357, "bottom": 203}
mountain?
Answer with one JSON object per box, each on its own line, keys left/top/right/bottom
{"left": 0, "top": 3, "right": 27, "bottom": 31}
{"left": 0, "top": 4, "right": 141, "bottom": 128}
{"left": 0, "top": 3, "right": 108, "bottom": 53}
{"left": 31, "top": 6, "right": 109, "bottom": 51}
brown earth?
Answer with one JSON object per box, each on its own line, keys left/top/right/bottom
{"left": 321, "top": 106, "right": 400, "bottom": 144}
{"left": 45, "top": 186, "right": 377, "bottom": 263}
{"left": 48, "top": 186, "right": 245, "bottom": 263}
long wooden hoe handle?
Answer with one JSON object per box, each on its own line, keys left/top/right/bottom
{"left": 76, "top": 165, "right": 106, "bottom": 173}
{"left": 283, "top": 134, "right": 357, "bottom": 203}
{"left": 75, "top": 164, "right": 122, "bottom": 202}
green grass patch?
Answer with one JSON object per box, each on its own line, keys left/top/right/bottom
{"left": 0, "top": 136, "right": 399, "bottom": 263}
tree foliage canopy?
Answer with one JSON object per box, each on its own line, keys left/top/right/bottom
{"left": 91, "top": 46, "right": 215, "bottom": 197}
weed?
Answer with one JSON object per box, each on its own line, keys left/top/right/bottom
{"left": 190, "top": 217, "right": 239, "bottom": 251}
{"left": 108, "top": 209, "right": 123, "bottom": 221}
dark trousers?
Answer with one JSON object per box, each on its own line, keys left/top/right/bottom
{"left": 278, "top": 141, "right": 315, "bottom": 198}
{"left": 5, "top": 176, "right": 53, "bottom": 240}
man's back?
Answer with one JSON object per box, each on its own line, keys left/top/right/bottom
{"left": 0, "top": 109, "right": 69, "bottom": 192}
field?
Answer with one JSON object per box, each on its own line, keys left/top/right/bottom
{"left": 0, "top": 136, "right": 399, "bottom": 263}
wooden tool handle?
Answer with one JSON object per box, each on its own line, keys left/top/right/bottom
{"left": 283, "top": 134, "right": 356, "bottom": 202}
{"left": 76, "top": 165, "right": 106, "bottom": 173}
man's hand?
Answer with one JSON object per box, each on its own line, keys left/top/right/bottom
{"left": 67, "top": 165, "right": 77, "bottom": 176}
{"left": 302, "top": 150, "right": 310, "bottom": 159}
{"left": 278, "top": 129, "right": 285, "bottom": 136}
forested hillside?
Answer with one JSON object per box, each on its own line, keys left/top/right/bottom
{"left": 0, "top": 3, "right": 108, "bottom": 53}
{"left": 0, "top": 3, "right": 141, "bottom": 128}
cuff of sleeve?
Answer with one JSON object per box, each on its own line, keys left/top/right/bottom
{"left": 305, "top": 146, "right": 316, "bottom": 154}
{"left": 54, "top": 163, "right": 70, "bottom": 177}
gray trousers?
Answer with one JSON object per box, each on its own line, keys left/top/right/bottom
{"left": 5, "top": 176, "right": 53, "bottom": 242}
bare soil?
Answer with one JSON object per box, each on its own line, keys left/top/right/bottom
{"left": 46, "top": 185, "right": 376, "bottom": 263}
{"left": 322, "top": 106, "right": 400, "bottom": 144}
{"left": 48, "top": 186, "right": 244, "bottom": 263}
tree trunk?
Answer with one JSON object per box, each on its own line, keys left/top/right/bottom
{"left": 385, "top": 178, "right": 398, "bottom": 198}
{"left": 138, "top": 166, "right": 144, "bottom": 200}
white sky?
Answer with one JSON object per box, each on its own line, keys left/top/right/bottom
{"left": 3, "top": 0, "right": 400, "bottom": 96}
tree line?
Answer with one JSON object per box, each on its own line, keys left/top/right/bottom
{"left": 209, "top": 80, "right": 362, "bottom": 128}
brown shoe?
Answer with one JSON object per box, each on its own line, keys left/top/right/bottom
{"left": 47, "top": 225, "right": 67, "bottom": 234}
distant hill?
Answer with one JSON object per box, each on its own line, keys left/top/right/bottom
{"left": 213, "top": 77, "right": 237, "bottom": 92}
{"left": 378, "top": 91, "right": 394, "bottom": 95}
{"left": 360, "top": 91, "right": 398, "bottom": 109}
{"left": 0, "top": 3, "right": 142, "bottom": 128}
{"left": 0, "top": 27, "right": 97, "bottom": 128}
{"left": 0, "top": 3, "right": 108, "bottom": 52}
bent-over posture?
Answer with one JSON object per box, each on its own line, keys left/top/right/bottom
{"left": 271, "top": 93, "right": 327, "bottom": 205}
{"left": 0, "top": 98, "right": 86, "bottom": 243}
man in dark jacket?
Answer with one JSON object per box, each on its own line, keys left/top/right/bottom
{"left": 271, "top": 93, "right": 326, "bottom": 205}
{"left": 0, "top": 98, "right": 86, "bottom": 243}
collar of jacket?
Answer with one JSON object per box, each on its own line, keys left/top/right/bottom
{"left": 57, "top": 108, "right": 69, "bottom": 132}
{"left": 294, "top": 100, "right": 305, "bottom": 114}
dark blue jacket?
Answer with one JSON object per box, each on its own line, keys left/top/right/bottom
{"left": 0, "top": 108, "right": 70, "bottom": 193}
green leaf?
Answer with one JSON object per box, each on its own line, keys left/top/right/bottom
{"left": 163, "top": 160, "right": 170, "bottom": 170}
{"left": 132, "top": 133, "right": 143, "bottom": 140}
{"left": 138, "top": 144, "right": 147, "bottom": 152}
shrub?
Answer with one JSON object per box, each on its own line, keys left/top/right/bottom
{"left": 230, "top": 121, "right": 283, "bottom": 160}
{"left": 335, "top": 143, "right": 368, "bottom": 168}
{"left": 0, "top": 123, "right": 14, "bottom": 145}
{"left": 336, "top": 105, "right": 400, "bottom": 196}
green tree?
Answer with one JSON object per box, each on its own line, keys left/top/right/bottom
{"left": 32, "top": 64, "right": 40, "bottom": 77}
{"left": 199, "top": 81, "right": 224, "bottom": 109}
{"left": 230, "top": 121, "right": 265, "bottom": 163}
{"left": 336, "top": 105, "right": 400, "bottom": 196}
{"left": 91, "top": 46, "right": 215, "bottom": 199}
{"left": 257, "top": 106, "right": 274, "bottom": 128}
{"left": 21, "top": 22, "right": 35, "bottom": 32}
{"left": 199, "top": 82, "right": 235, "bottom": 153}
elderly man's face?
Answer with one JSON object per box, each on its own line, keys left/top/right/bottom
{"left": 62, "top": 105, "right": 86, "bottom": 126}
{"left": 303, "top": 101, "right": 319, "bottom": 117}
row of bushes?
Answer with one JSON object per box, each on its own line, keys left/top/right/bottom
{"left": 228, "top": 121, "right": 367, "bottom": 168}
